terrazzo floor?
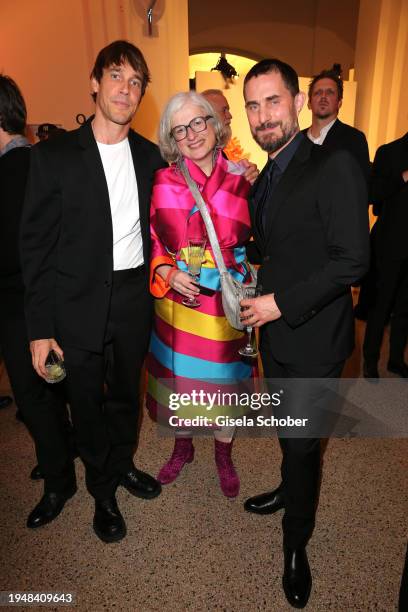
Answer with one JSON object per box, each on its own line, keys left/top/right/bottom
{"left": 0, "top": 317, "right": 407, "bottom": 612}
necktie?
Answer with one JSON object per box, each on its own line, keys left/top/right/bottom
{"left": 256, "top": 159, "right": 276, "bottom": 234}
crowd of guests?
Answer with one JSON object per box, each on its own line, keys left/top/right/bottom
{"left": 0, "top": 40, "right": 407, "bottom": 609}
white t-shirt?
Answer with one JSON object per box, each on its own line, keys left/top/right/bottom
{"left": 97, "top": 138, "right": 143, "bottom": 270}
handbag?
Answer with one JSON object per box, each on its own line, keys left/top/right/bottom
{"left": 178, "top": 159, "right": 257, "bottom": 331}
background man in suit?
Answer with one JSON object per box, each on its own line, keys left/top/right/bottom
{"left": 0, "top": 74, "right": 71, "bottom": 480}
{"left": 305, "top": 65, "right": 370, "bottom": 182}
{"left": 305, "top": 66, "right": 373, "bottom": 320}
{"left": 201, "top": 89, "right": 233, "bottom": 142}
{"left": 363, "top": 132, "right": 408, "bottom": 379}
{"left": 21, "top": 40, "right": 165, "bottom": 543}
{"left": 241, "top": 59, "right": 369, "bottom": 608}
{"left": 201, "top": 89, "right": 259, "bottom": 185}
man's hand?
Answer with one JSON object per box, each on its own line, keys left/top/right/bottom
{"left": 240, "top": 293, "right": 282, "bottom": 327}
{"left": 30, "top": 338, "right": 64, "bottom": 379}
{"left": 240, "top": 159, "right": 259, "bottom": 185}
{"left": 402, "top": 169, "right": 408, "bottom": 183}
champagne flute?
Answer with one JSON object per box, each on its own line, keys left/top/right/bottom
{"left": 182, "top": 238, "right": 206, "bottom": 308}
{"left": 238, "top": 286, "right": 259, "bottom": 357}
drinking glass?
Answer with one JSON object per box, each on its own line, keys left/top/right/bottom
{"left": 44, "top": 350, "right": 66, "bottom": 384}
{"left": 238, "top": 286, "right": 259, "bottom": 357}
{"left": 182, "top": 238, "right": 206, "bottom": 308}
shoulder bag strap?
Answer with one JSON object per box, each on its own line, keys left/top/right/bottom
{"left": 178, "top": 159, "right": 228, "bottom": 275}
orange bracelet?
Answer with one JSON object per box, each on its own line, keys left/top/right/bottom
{"left": 164, "top": 267, "right": 178, "bottom": 288}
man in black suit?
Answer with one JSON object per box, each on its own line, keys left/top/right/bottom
{"left": 0, "top": 74, "right": 72, "bottom": 478}
{"left": 21, "top": 41, "right": 165, "bottom": 543}
{"left": 363, "top": 133, "right": 408, "bottom": 379}
{"left": 305, "top": 65, "right": 370, "bottom": 181}
{"left": 241, "top": 59, "right": 369, "bottom": 607}
{"left": 304, "top": 66, "right": 373, "bottom": 320}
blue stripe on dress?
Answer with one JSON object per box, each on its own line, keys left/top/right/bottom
{"left": 150, "top": 331, "right": 252, "bottom": 380}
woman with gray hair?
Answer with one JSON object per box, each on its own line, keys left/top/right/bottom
{"left": 146, "top": 91, "right": 256, "bottom": 498}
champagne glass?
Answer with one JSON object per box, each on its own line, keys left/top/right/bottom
{"left": 182, "top": 238, "right": 206, "bottom": 308}
{"left": 238, "top": 286, "right": 259, "bottom": 357}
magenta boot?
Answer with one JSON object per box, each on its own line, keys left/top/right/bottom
{"left": 157, "top": 438, "right": 194, "bottom": 484}
{"left": 214, "top": 439, "right": 240, "bottom": 498}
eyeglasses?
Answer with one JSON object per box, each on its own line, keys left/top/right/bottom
{"left": 170, "top": 115, "right": 213, "bottom": 141}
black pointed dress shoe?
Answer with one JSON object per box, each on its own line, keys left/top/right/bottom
{"left": 121, "top": 468, "right": 162, "bottom": 499}
{"left": 27, "top": 488, "right": 76, "bottom": 528}
{"left": 30, "top": 464, "right": 43, "bottom": 480}
{"left": 244, "top": 486, "right": 285, "bottom": 515}
{"left": 387, "top": 361, "right": 408, "bottom": 378}
{"left": 363, "top": 361, "right": 379, "bottom": 380}
{"left": 282, "top": 546, "right": 312, "bottom": 609}
{"left": 93, "top": 497, "right": 126, "bottom": 543}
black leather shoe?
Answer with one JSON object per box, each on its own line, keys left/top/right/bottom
{"left": 93, "top": 497, "right": 126, "bottom": 543}
{"left": 387, "top": 361, "right": 408, "bottom": 378}
{"left": 363, "top": 361, "right": 379, "bottom": 380}
{"left": 244, "top": 486, "right": 285, "bottom": 515}
{"left": 30, "top": 464, "right": 43, "bottom": 480}
{"left": 27, "top": 488, "right": 76, "bottom": 528}
{"left": 0, "top": 396, "right": 13, "bottom": 409}
{"left": 121, "top": 468, "right": 162, "bottom": 499}
{"left": 282, "top": 546, "right": 312, "bottom": 609}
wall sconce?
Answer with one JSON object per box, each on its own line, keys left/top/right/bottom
{"left": 132, "top": 0, "right": 165, "bottom": 37}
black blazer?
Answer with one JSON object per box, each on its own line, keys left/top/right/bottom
{"left": 0, "top": 146, "right": 30, "bottom": 301}
{"left": 249, "top": 135, "right": 369, "bottom": 364}
{"left": 370, "top": 132, "right": 408, "bottom": 261}
{"left": 303, "top": 119, "right": 370, "bottom": 184}
{"left": 20, "top": 119, "right": 166, "bottom": 352}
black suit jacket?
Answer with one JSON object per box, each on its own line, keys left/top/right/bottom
{"left": 21, "top": 119, "right": 166, "bottom": 352}
{"left": 370, "top": 132, "right": 408, "bottom": 261}
{"left": 249, "top": 135, "right": 369, "bottom": 364}
{"left": 303, "top": 119, "right": 370, "bottom": 184}
{"left": 0, "top": 146, "right": 30, "bottom": 304}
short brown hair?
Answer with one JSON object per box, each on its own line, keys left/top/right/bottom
{"left": 244, "top": 59, "right": 299, "bottom": 98}
{"left": 308, "top": 65, "right": 343, "bottom": 100}
{"left": 90, "top": 40, "right": 150, "bottom": 101}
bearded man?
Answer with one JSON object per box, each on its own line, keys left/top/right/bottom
{"left": 240, "top": 59, "right": 369, "bottom": 608}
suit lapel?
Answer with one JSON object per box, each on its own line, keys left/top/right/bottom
{"left": 78, "top": 119, "right": 112, "bottom": 243}
{"left": 320, "top": 118, "right": 341, "bottom": 148}
{"left": 128, "top": 130, "right": 152, "bottom": 264}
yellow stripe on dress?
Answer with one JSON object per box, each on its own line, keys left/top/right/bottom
{"left": 155, "top": 297, "right": 242, "bottom": 341}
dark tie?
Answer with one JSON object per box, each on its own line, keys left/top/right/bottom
{"left": 256, "top": 159, "right": 276, "bottom": 235}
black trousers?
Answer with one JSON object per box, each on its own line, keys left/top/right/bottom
{"left": 0, "top": 298, "right": 74, "bottom": 494}
{"left": 63, "top": 267, "right": 152, "bottom": 500}
{"left": 363, "top": 256, "right": 408, "bottom": 364}
{"left": 260, "top": 342, "right": 344, "bottom": 549}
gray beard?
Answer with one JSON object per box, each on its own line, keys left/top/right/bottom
{"left": 254, "top": 123, "right": 298, "bottom": 154}
{"left": 224, "top": 125, "right": 232, "bottom": 143}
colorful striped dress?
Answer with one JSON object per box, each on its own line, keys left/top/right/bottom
{"left": 146, "top": 151, "right": 255, "bottom": 423}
